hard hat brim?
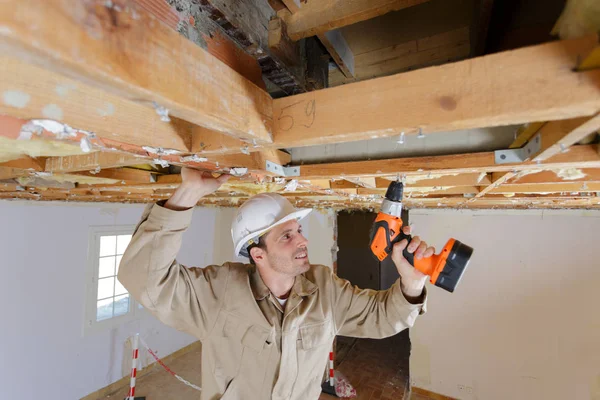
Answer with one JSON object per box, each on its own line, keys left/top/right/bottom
{"left": 234, "top": 208, "right": 312, "bottom": 257}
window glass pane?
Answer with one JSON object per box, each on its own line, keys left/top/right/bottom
{"left": 97, "top": 298, "right": 114, "bottom": 321}
{"left": 115, "top": 255, "right": 123, "bottom": 274}
{"left": 117, "top": 234, "right": 132, "bottom": 255}
{"left": 97, "top": 277, "right": 115, "bottom": 300}
{"left": 100, "top": 235, "right": 117, "bottom": 257}
{"left": 114, "top": 279, "right": 128, "bottom": 296}
{"left": 98, "top": 256, "right": 115, "bottom": 278}
{"left": 114, "top": 294, "right": 130, "bottom": 317}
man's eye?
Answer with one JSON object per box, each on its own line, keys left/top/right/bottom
{"left": 283, "top": 234, "right": 290, "bottom": 240}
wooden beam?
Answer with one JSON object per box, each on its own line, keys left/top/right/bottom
{"left": 198, "top": 0, "right": 309, "bottom": 95}
{"left": 470, "top": 0, "right": 494, "bottom": 57}
{"left": 0, "top": 57, "right": 191, "bottom": 152}
{"left": 269, "top": 14, "right": 301, "bottom": 68}
{"left": 469, "top": 172, "right": 515, "bottom": 201}
{"left": 488, "top": 182, "right": 600, "bottom": 194}
{"left": 0, "top": 167, "right": 26, "bottom": 180}
{"left": 296, "top": 145, "right": 600, "bottom": 179}
{"left": 207, "top": 149, "right": 292, "bottom": 171}
{"left": 273, "top": 35, "right": 600, "bottom": 148}
{"left": 321, "top": 31, "right": 355, "bottom": 78}
{"left": 45, "top": 152, "right": 148, "bottom": 174}
{"left": 359, "top": 186, "right": 479, "bottom": 196}
{"left": 285, "top": 0, "right": 430, "bottom": 41}
{"left": 533, "top": 114, "right": 600, "bottom": 162}
{"left": 0, "top": 0, "right": 273, "bottom": 143}
{"left": 492, "top": 169, "right": 600, "bottom": 184}
{"left": 376, "top": 173, "right": 491, "bottom": 187}
{"left": 0, "top": 156, "right": 44, "bottom": 171}
{"left": 329, "top": 27, "right": 470, "bottom": 86}
{"left": 510, "top": 122, "right": 545, "bottom": 149}
{"left": 73, "top": 168, "right": 154, "bottom": 183}
{"left": 281, "top": 0, "right": 355, "bottom": 78}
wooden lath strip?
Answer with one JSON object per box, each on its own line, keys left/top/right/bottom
{"left": 0, "top": 0, "right": 273, "bottom": 143}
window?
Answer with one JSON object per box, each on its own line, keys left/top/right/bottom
{"left": 84, "top": 225, "right": 138, "bottom": 335}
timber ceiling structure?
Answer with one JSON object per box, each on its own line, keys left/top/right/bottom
{"left": 1, "top": 0, "right": 600, "bottom": 210}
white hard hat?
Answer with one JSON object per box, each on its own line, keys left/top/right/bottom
{"left": 231, "top": 193, "right": 312, "bottom": 258}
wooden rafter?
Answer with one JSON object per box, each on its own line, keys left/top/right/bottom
{"left": 273, "top": 35, "right": 600, "bottom": 148}
{"left": 281, "top": 0, "right": 356, "bottom": 78}
{"left": 0, "top": 0, "right": 273, "bottom": 143}
{"left": 295, "top": 145, "right": 600, "bottom": 179}
{"left": 284, "top": 0, "right": 431, "bottom": 41}
{"left": 533, "top": 114, "right": 600, "bottom": 162}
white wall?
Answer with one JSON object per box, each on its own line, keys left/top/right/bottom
{"left": 408, "top": 209, "right": 600, "bottom": 400}
{"left": 0, "top": 201, "right": 335, "bottom": 399}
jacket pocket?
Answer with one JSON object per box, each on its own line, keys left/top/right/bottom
{"left": 241, "top": 324, "right": 271, "bottom": 353}
{"left": 299, "top": 319, "right": 335, "bottom": 350}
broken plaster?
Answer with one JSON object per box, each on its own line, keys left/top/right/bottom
{"left": 152, "top": 102, "right": 171, "bottom": 122}
{"left": 143, "top": 146, "right": 181, "bottom": 156}
{"left": 228, "top": 167, "right": 248, "bottom": 177}
{"left": 180, "top": 154, "right": 208, "bottom": 163}
{"left": 556, "top": 168, "right": 587, "bottom": 181}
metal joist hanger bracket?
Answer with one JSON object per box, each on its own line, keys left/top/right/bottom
{"left": 265, "top": 160, "right": 301, "bottom": 177}
{"left": 495, "top": 133, "right": 542, "bottom": 164}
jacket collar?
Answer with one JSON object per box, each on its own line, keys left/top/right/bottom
{"left": 249, "top": 265, "right": 318, "bottom": 300}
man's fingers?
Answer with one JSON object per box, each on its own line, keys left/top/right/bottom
{"left": 217, "top": 174, "right": 231, "bottom": 184}
{"left": 423, "top": 246, "right": 435, "bottom": 259}
{"left": 393, "top": 239, "right": 409, "bottom": 258}
{"left": 415, "top": 242, "right": 428, "bottom": 259}
{"left": 402, "top": 225, "right": 411, "bottom": 235}
{"left": 407, "top": 236, "right": 421, "bottom": 253}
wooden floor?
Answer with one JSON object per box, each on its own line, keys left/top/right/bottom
{"left": 100, "top": 346, "right": 437, "bottom": 400}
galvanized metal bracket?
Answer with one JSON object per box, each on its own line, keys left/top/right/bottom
{"left": 265, "top": 160, "right": 300, "bottom": 177}
{"left": 494, "top": 133, "right": 542, "bottom": 164}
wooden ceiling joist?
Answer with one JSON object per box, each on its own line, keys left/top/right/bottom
{"left": 280, "top": 0, "right": 356, "bottom": 78}
{"left": 0, "top": 57, "right": 194, "bottom": 153}
{"left": 493, "top": 169, "right": 600, "bottom": 185}
{"left": 295, "top": 145, "right": 600, "bottom": 179}
{"left": 284, "top": 0, "right": 431, "bottom": 41}
{"left": 0, "top": 0, "right": 273, "bottom": 144}
{"left": 273, "top": 35, "right": 600, "bottom": 148}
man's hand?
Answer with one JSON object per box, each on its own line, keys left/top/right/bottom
{"left": 391, "top": 225, "right": 435, "bottom": 299}
{"left": 164, "top": 167, "right": 229, "bottom": 211}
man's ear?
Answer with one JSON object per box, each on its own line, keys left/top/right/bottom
{"left": 250, "top": 246, "right": 265, "bottom": 262}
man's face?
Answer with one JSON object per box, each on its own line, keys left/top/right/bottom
{"left": 254, "top": 219, "right": 310, "bottom": 277}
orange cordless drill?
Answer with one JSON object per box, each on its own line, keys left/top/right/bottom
{"left": 370, "top": 180, "right": 473, "bottom": 292}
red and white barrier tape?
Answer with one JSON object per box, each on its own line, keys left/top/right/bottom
{"left": 138, "top": 337, "right": 202, "bottom": 392}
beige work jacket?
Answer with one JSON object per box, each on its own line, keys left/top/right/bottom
{"left": 118, "top": 203, "right": 427, "bottom": 400}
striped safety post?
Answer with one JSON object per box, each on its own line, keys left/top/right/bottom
{"left": 329, "top": 349, "right": 335, "bottom": 387}
{"left": 127, "top": 334, "right": 140, "bottom": 400}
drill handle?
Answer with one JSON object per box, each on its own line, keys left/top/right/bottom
{"left": 389, "top": 229, "right": 415, "bottom": 267}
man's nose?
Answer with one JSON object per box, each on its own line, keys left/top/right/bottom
{"left": 297, "top": 233, "right": 308, "bottom": 248}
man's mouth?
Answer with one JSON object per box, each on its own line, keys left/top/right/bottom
{"left": 295, "top": 251, "right": 307, "bottom": 260}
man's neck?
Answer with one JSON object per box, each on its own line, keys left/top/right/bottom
{"left": 256, "top": 266, "right": 295, "bottom": 299}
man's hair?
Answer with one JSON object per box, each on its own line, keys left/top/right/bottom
{"left": 247, "top": 232, "right": 269, "bottom": 265}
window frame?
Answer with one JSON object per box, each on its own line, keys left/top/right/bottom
{"left": 83, "top": 225, "right": 141, "bottom": 336}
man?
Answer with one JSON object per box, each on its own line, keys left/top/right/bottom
{"left": 118, "top": 168, "right": 433, "bottom": 400}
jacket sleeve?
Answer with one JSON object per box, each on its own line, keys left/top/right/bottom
{"left": 331, "top": 272, "right": 427, "bottom": 338}
{"left": 117, "top": 202, "right": 228, "bottom": 340}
